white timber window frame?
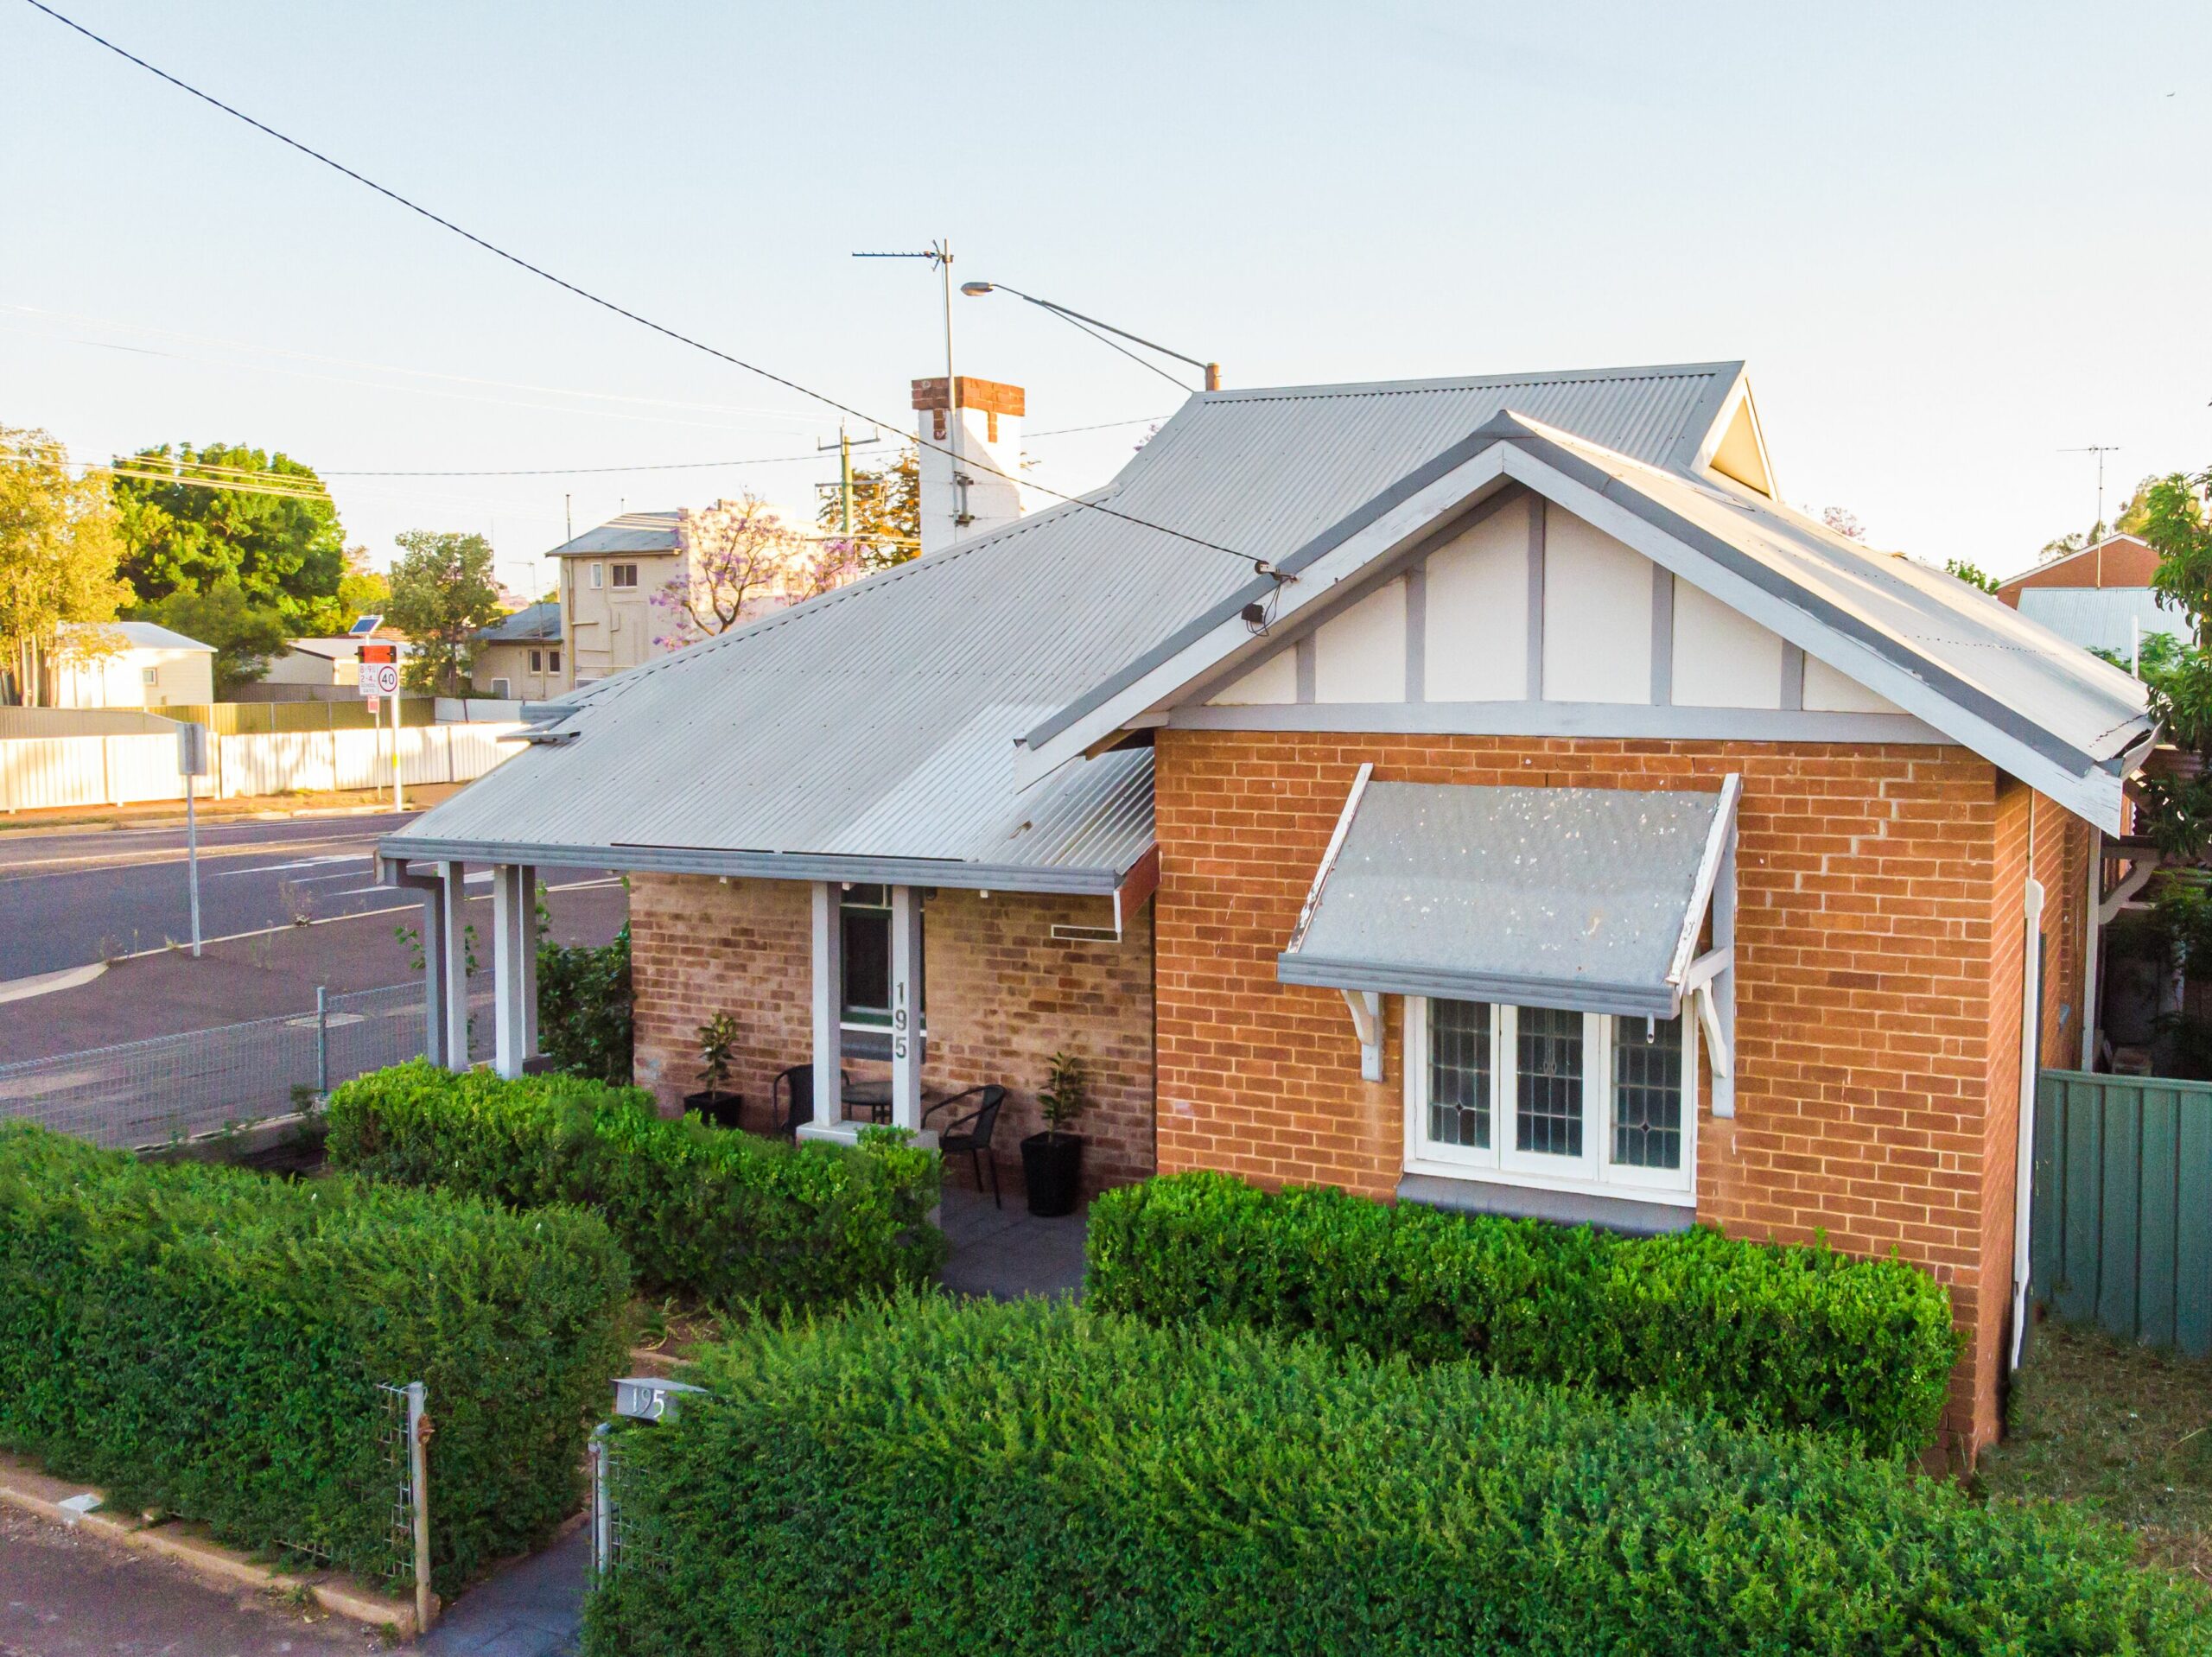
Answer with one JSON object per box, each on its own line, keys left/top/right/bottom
{"left": 1403, "top": 997, "right": 1699, "bottom": 1205}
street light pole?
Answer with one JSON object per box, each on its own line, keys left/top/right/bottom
{"left": 960, "top": 280, "right": 1220, "bottom": 391}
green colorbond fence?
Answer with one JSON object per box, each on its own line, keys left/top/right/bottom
{"left": 2030, "top": 1070, "right": 2212, "bottom": 1357}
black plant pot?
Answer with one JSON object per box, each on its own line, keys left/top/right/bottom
{"left": 684, "top": 1089, "right": 743, "bottom": 1130}
{"left": 1020, "top": 1131, "right": 1084, "bottom": 1217}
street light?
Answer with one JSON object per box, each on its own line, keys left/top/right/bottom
{"left": 960, "top": 281, "right": 1221, "bottom": 393}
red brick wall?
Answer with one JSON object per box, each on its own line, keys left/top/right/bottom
{"left": 1151, "top": 727, "right": 2092, "bottom": 1457}
{"left": 629, "top": 875, "right": 1154, "bottom": 1194}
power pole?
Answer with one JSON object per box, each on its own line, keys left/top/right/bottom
{"left": 817, "top": 424, "right": 887, "bottom": 549}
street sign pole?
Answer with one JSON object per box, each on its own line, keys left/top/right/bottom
{"left": 359, "top": 642, "right": 403, "bottom": 811}
{"left": 175, "top": 722, "right": 208, "bottom": 957}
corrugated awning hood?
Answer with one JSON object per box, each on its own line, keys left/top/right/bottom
{"left": 1277, "top": 780, "right": 1734, "bottom": 1019}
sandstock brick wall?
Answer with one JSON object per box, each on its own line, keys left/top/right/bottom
{"left": 1150, "top": 727, "right": 2088, "bottom": 1455}
{"left": 630, "top": 875, "right": 1154, "bottom": 1195}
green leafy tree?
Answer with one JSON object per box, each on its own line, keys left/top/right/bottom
{"left": 818, "top": 445, "right": 921, "bottom": 571}
{"left": 1942, "top": 558, "right": 1999, "bottom": 594}
{"left": 0, "top": 425, "right": 130, "bottom": 705}
{"left": 384, "top": 529, "right": 502, "bottom": 695}
{"left": 110, "top": 443, "right": 346, "bottom": 632}
{"left": 334, "top": 543, "right": 391, "bottom": 625}
{"left": 132, "top": 579, "right": 288, "bottom": 696}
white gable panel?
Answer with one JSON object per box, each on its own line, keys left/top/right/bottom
{"left": 1315, "top": 579, "right": 1407, "bottom": 702}
{"left": 1542, "top": 505, "right": 1651, "bottom": 704}
{"left": 1423, "top": 506, "right": 1527, "bottom": 702}
{"left": 1208, "top": 646, "right": 1299, "bottom": 706}
{"left": 1803, "top": 656, "right": 1903, "bottom": 715}
{"left": 1671, "top": 578, "right": 1783, "bottom": 708}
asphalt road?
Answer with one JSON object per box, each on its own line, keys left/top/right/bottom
{"left": 0, "top": 813, "right": 606, "bottom": 981}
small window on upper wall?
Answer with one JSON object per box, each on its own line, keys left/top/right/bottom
{"left": 549, "top": 650, "right": 562, "bottom": 672}
{"left": 589, "top": 563, "right": 604, "bottom": 588}
{"left": 529, "top": 650, "right": 543, "bottom": 672}
{"left": 612, "top": 563, "right": 638, "bottom": 588}
{"left": 141, "top": 667, "right": 157, "bottom": 686}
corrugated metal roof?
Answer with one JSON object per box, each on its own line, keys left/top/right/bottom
{"left": 63, "top": 621, "right": 211, "bottom": 652}
{"left": 385, "top": 363, "right": 1747, "bottom": 887}
{"left": 545, "top": 511, "right": 683, "bottom": 556}
{"left": 1279, "top": 781, "right": 1726, "bottom": 1018}
{"left": 2017, "top": 587, "right": 2185, "bottom": 657}
{"left": 1517, "top": 419, "right": 2154, "bottom": 772}
{"left": 476, "top": 602, "right": 563, "bottom": 644}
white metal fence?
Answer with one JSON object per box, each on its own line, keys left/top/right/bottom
{"left": 0, "top": 723, "right": 525, "bottom": 813}
{"left": 0, "top": 975, "right": 493, "bottom": 1148}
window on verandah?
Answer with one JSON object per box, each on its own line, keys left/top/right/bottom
{"left": 839, "top": 886, "right": 924, "bottom": 1029}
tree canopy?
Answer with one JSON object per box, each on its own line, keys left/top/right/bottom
{"left": 0, "top": 425, "right": 130, "bottom": 706}
{"left": 657, "top": 493, "right": 859, "bottom": 647}
{"left": 384, "top": 530, "right": 503, "bottom": 695}
{"left": 110, "top": 443, "right": 347, "bottom": 632}
{"left": 133, "top": 579, "right": 289, "bottom": 698}
{"left": 818, "top": 446, "right": 921, "bottom": 571}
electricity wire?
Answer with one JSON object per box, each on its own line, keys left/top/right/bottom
{"left": 18, "top": 0, "right": 1281, "bottom": 579}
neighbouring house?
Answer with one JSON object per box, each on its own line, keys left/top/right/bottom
{"left": 258, "top": 621, "right": 410, "bottom": 700}
{"left": 379, "top": 359, "right": 2154, "bottom": 1457}
{"left": 1994, "top": 532, "right": 2184, "bottom": 661}
{"left": 470, "top": 602, "right": 566, "bottom": 701}
{"left": 52, "top": 621, "right": 214, "bottom": 708}
{"left": 546, "top": 511, "right": 687, "bottom": 686}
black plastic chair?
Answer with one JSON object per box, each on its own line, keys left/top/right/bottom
{"left": 924, "top": 1084, "right": 1007, "bottom": 1208}
{"left": 771, "top": 1064, "right": 837, "bottom": 1139}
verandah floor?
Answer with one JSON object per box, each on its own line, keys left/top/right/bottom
{"left": 937, "top": 1183, "right": 1089, "bottom": 1301}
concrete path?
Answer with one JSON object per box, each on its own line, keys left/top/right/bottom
{"left": 423, "top": 1528, "right": 589, "bottom": 1657}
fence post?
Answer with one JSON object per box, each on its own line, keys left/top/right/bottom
{"left": 406, "top": 1381, "right": 435, "bottom": 1634}
{"left": 315, "top": 986, "right": 328, "bottom": 1097}
{"left": 590, "top": 1423, "right": 611, "bottom": 1580}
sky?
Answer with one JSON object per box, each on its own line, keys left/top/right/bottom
{"left": 3, "top": 0, "right": 2208, "bottom": 597}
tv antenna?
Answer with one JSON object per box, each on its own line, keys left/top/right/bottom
{"left": 2058, "top": 444, "right": 2121, "bottom": 540}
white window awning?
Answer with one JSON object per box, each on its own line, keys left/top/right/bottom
{"left": 1278, "top": 771, "right": 1741, "bottom": 1022}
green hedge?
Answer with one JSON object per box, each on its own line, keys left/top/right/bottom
{"left": 327, "top": 1061, "right": 945, "bottom": 1311}
{"left": 0, "top": 1124, "right": 629, "bottom": 1597}
{"left": 582, "top": 1297, "right": 2203, "bottom": 1656}
{"left": 1085, "top": 1171, "right": 1961, "bottom": 1459}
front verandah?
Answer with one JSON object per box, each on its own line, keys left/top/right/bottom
{"left": 385, "top": 859, "right": 1160, "bottom": 1200}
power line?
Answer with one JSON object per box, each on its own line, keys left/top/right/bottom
{"left": 18, "top": 1, "right": 1280, "bottom": 579}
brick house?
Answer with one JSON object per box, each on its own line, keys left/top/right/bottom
{"left": 382, "top": 361, "right": 2152, "bottom": 1454}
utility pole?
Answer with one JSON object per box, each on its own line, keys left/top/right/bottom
{"left": 564, "top": 492, "right": 573, "bottom": 543}
{"left": 816, "top": 424, "right": 887, "bottom": 550}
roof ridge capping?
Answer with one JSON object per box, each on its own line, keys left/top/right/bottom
{"left": 1198, "top": 359, "right": 1745, "bottom": 403}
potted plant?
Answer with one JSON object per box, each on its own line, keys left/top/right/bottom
{"left": 684, "top": 1013, "right": 744, "bottom": 1127}
{"left": 1020, "top": 1051, "right": 1088, "bottom": 1217}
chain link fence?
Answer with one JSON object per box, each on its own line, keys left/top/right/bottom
{"left": 0, "top": 974, "right": 494, "bottom": 1148}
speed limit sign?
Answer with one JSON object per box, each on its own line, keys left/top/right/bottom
{"left": 360, "top": 661, "right": 399, "bottom": 696}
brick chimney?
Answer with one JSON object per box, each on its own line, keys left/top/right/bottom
{"left": 911, "top": 376, "right": 1026, "bottom": 557}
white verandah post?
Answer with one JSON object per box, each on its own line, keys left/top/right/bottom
{"left": 437, "top": 860, "right": 470, "bottom": 1068}
{"left": 492, "top": 862, "right": 537, "bottom": 1078}
{"left": 811, "top": 882, "right": 843, "bottom": 1128}
{"left": 889, "top": 885, "right": 924, "bottom": 1132}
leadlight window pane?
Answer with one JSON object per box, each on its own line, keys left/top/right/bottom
{"left": 1612, "top": 1014, "right": 1684, "bottom": 1169}
{"left": 1515, "top": 1006, "right": 1583, "bottom": 1157}
{"left": 1427, "top": 1000, "right": 1491, "bottom": 1149}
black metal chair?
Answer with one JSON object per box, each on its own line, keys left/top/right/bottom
{"left": 770, "top": 1064, "right": 843, "bottom": 1139}
{"left": 924, "top": 1084, "right": 1007, "bottom": 1208}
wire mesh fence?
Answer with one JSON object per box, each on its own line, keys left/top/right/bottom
{"left": 376, "top": 1381, "right": 422, "bottom": 1592}
{"left": 0, "top": 974, "right": 494, "bottom": 1148}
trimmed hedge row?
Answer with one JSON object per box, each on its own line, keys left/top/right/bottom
{"left": 582, "top": 1297, "right": 2205, "bottom": 1655}
{"left": 327, "top": 1061, "right": 945, "bottom": 1311}
{"left": 0, "top": 1124, "right": 629, "bottom": 1596}
{"left": 1085, "top": 1171, "right": 1961, "bottom": 1459}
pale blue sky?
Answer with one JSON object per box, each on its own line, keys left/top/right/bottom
{"left": 3, "top": 1, "right": 2207, "bottom": 594}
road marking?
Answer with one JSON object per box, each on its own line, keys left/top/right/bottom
{"left": 0, "top": 834, "right": 387, "bottom": 879}
{"left": 211, "top": 853, "right": 370, "bottom": 879}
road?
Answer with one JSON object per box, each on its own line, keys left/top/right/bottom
{"left": 0, "top": 813, "right": 607, "bottom": 981}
